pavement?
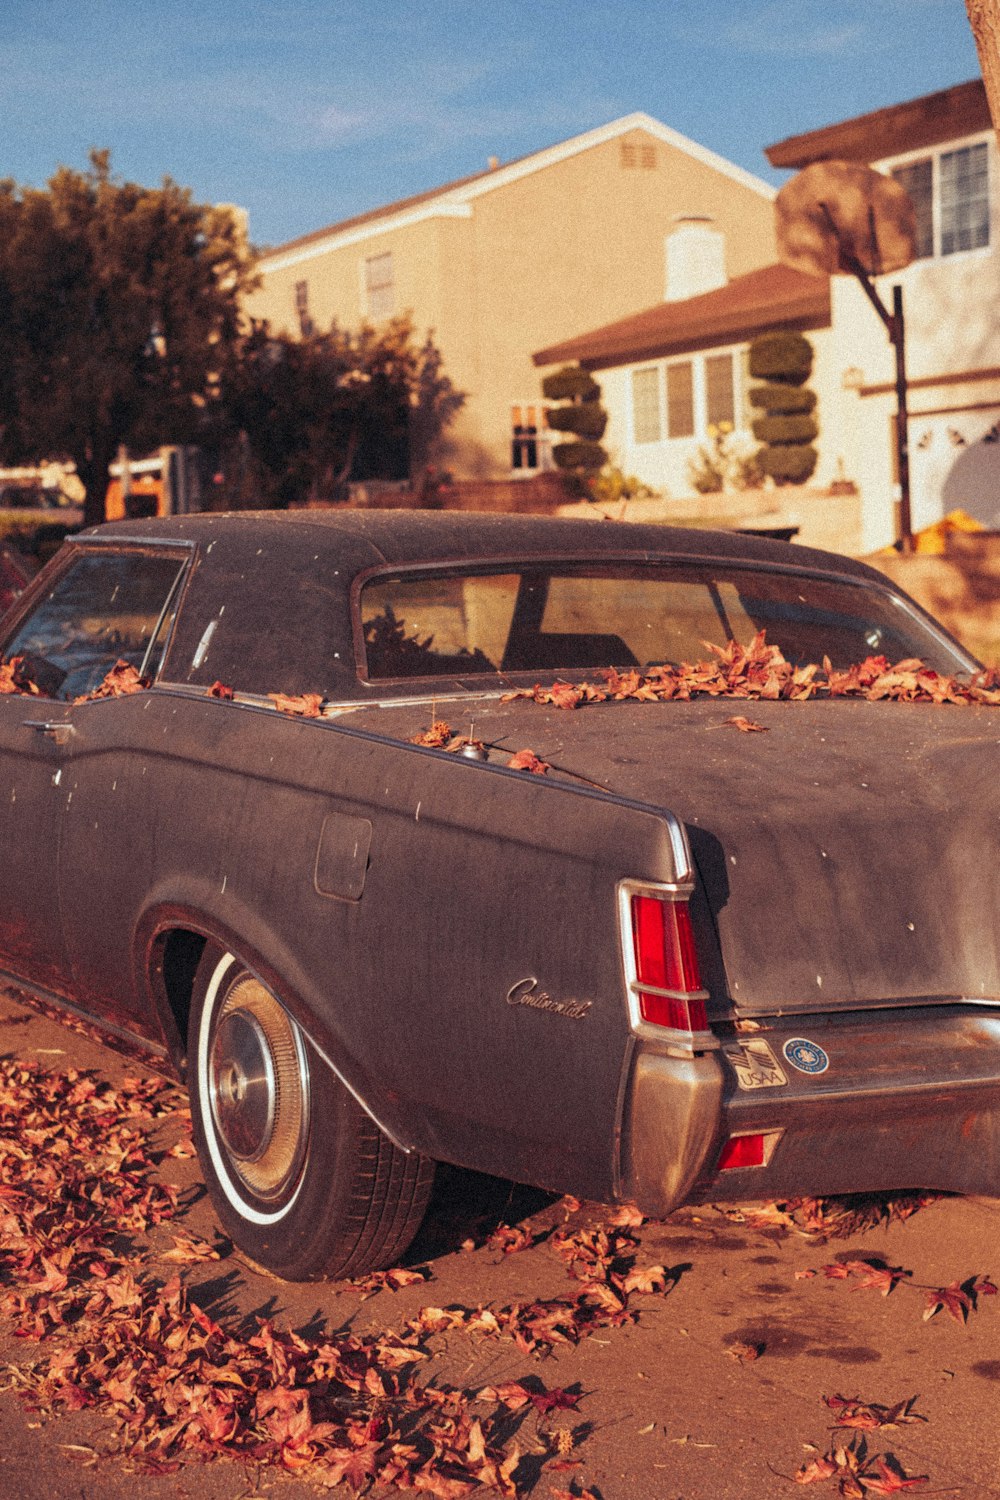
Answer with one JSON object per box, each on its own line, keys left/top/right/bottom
{"left": 1, "top": 987, "right": 999, "bottom": 1500}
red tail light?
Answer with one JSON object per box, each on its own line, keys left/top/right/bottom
{"left": 629, "top": 893, "right": 708, "bottom": 1033}
{"left": 718, "top": 1133, "right": 766, "bottom": 1170}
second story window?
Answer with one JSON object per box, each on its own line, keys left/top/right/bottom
{"left": 294, "top": 280, "right": 314, "bottom": 337}
{"left": 891, "top": 141, "right": 990, "bottom": 260}
{"left": 365, "top": 253, "right": 394, "bottom": 319}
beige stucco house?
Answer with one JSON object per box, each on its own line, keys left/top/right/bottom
{"left": 247, "top": 115, "right": 777, "bottom": 480}
{"left": 534, "top": 81, "right": 1000, "bottom": 555}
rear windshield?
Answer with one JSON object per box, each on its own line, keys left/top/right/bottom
{"left": 360, "top": 563, "right": 965, "bottom": 681}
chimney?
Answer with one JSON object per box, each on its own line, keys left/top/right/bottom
{"left": 487, "top": 155, "right": 500, "bottom": 171}
{"left": 665, "top": 216, "right": 727, "bottom": 301}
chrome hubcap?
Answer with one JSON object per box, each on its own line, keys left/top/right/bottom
{"left": 208, "top": 974, "right": 309, "bottom": 1202}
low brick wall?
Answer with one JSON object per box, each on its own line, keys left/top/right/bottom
{"left": 866, "top": 534, "right": 1000, "bottom": 666}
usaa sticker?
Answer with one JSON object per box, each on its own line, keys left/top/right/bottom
{"left": 782, "top": 1037, "right": 830, "bottom": 1075}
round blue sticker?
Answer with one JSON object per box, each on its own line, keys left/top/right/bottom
{"left": 782, "top": 1037, "right": 829, "bottom": 1075}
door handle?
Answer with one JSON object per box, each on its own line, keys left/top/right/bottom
{"left": 23, "top": 720, "right": 75, "bottom": 744}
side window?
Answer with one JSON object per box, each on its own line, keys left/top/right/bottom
{"left": 2, "top": 549, "right": 186, "bottom": 701}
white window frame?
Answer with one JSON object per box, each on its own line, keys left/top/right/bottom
{"left": 885, "top": 131, "right": 993, "bottom": 262}
{"left": 510, "top": 401, "right": 553, "bottom": 475}
{"left": 627, "top": 346, "right": 746, "bottom": 449}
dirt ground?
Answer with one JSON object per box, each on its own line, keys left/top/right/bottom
{"left": 1, "top": 988, "right": 999, "bottom": 1500}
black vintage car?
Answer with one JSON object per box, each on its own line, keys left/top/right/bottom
{"left": 0, "top": 510, "right": 997, "bottom": 1281}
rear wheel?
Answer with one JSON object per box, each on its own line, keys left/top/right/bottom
{"left": 188, "top": 945, "right": 434, "bottom": 1281}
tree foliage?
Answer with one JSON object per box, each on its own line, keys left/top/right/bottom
{"left": 214, "top": 317, "right": 465, "bottom": 507}
{"left": 0, "top": 152, "right": 258, "bottom": 527}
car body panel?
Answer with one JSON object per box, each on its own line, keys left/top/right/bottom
{"left": 0, "top": 509, "right": 996, "bottom": 1224}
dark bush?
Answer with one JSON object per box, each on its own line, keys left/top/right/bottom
{"left": 546, "top": 403, "right": 608, "bottom": 439}
{"left": 748, "top": 331, "right": 813, "bottom": 384}
{"left": 748, "top": 382, "right": 817, "bottom": 414}
{"left": 752, "top": 412, "right": 819, "bottom": 445}
{"left": 759, "top": 445, "right": 818, "bottom": 484}
{"left": 541, "top": 365, "right": 601, "bottom": 403}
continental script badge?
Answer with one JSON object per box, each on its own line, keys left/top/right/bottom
{"left": 723, "top": 1038, "right": 788, "bottom": 1090}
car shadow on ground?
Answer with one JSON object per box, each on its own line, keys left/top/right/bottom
{"left": 404, "top": 1162, "right": 556, "bottom": 1262}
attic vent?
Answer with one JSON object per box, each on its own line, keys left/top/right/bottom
{"left": 620, "top": 140, "right": 657, "bottom": 170}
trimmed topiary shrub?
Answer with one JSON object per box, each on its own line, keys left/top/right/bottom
{"left": 541, "top": 363, "right": 608, "bottom": 489}
{"left": 546, "top": 403, "right": 608, "bottom": 440}
{"left": 752, "top": 412, "right": 819, "bottom": 445}
{"left": 748, "top": 331, "right": 814, "bottom": 383}
{"left": 747, "top": 331, "right": 818, "bottom": 486}
{"left": 552, "top": 440, "right": 608, "bottom": 472}
{"left": 541, "top": 365, "right": 601, "bottom": 404}
{"left": 747, "top": 383, "right": 817, "bottom": 414}
{"left": 759, "top": 445, "right": 819, "bottom": 485}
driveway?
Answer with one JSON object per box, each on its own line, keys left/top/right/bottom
{"left": 1, "top": 988, "right": 998, "bottom": 1500}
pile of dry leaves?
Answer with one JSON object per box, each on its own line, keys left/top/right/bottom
{"left": 0, "top": 1058, "right": 674, "bottom": 1492}
{"left": 501, "top": 633, "right": 1000, "bottom": 710}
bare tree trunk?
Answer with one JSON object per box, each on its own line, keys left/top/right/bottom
{"left": 966, "top": 1, "right": 1000, "bottom": 146}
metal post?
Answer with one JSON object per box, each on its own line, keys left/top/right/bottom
{"left": 890, "top": 284, "right": 913, "bottom": 552}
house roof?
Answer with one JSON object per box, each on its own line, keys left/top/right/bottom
{"left": 259, "top": 113, "right": 775, "bottom": 274}
{"left": 532, "top": 263, "right": 831, "bottom": 371}
{"left": 765, "top": 79, "right": 991, "bottom": 171}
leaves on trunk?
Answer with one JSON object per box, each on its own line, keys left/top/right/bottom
{"left": 267, "top": 691, "right": 324, "bottom": 717}
{"left": 500, "top": 633, "right": 1000, "bottom": 710}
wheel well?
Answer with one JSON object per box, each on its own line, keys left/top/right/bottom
{"left": 156, "top": 929, "right": 208, "bottom": 1080}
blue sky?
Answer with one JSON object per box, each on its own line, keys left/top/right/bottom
{"left": 0, "top": 0, "right": 981, "bottom": 249}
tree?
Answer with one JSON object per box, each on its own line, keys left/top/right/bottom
{"left": 213, "top": 316, "right": 464, "bottom": 507}
{"left": 965, "top": 2, "right": 1000, "bottom": 149}
{"left": 0, "top": 151, "right": 257, "bottom": 527}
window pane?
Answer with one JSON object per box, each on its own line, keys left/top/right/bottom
{"left": 892, "top": 159, "right": 933, "bottom": 259}
{"left": 940, "top": 144, "right": 989, "bottom": 255}
{"left": 361, "top": 563, "right": 967, "bottom": 680}
{"left": 632, "top": 367, "right": 661, "bottom": 443}
{"left": 3, "top": 551, "right": 185, "bottom": 699}
{"left": 706, "top": 353, "right": 735, "bottom": 427}
{"left": 666, "top": 362, "right": 694, "bottom": 438}
{"left": 365, "top": 252, "right": 394, "bottom": 318}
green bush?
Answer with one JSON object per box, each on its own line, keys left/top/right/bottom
{"left": 546, "top": 403, "right": 608, "bottom": 440}
{"left": 759, "top": 445, "right": 818, "bottom": 484}
{"left": 747, "top": 382, "right": 817, "bottom": 414}
{"left": 553, "top": 440, "right": 608, "bottom": 472}
{"left": 541, "top": 365, "right": 601, "bottom": 403}
{"left": 752, "top": 412, "right": 819, "bottom": 445}
{"left": 748, "top": 331, "right": 813, "bottom": 383}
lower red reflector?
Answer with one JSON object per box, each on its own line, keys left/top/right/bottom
{"left": 718, "top": 1133, "right": 766, "bottom": 1170}
{"left": 639, "top": 992, "right": 708, "bottom": 1031}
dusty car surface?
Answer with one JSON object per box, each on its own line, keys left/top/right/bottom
{"left": 0, "top": 510, "right": 997, "bottom": 1281}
